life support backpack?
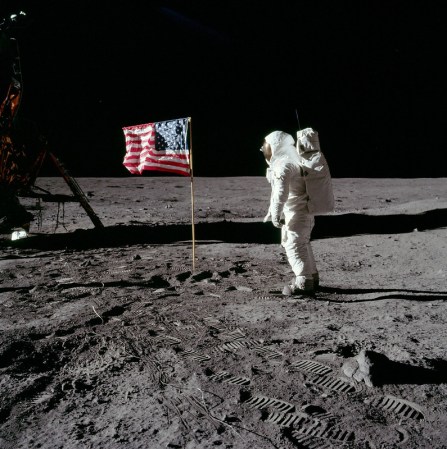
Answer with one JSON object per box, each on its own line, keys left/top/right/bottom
{"left": 296, "top": 128, "right": 335, "bottom": 215}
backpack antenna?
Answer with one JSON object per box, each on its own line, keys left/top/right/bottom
{"left": 295, "top": 108, "right": 301, "bottom": 130}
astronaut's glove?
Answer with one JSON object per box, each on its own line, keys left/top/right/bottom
{"left": 263, "top": 210, "right": 272, "bottom": 223}
{"left": 272, "top": 216, "right": 285, "bottom": 228}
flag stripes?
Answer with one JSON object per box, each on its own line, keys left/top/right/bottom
{"left": 122, "top": 118, "right": 190, "bottom": 176}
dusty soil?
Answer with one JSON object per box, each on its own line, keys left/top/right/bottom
{"left": 1, "top": 177, "right": 447, "bottom": 449}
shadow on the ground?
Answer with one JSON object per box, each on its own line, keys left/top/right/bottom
{"left": 318, "top": 286, "right": 447, "bottom": 302}
{"left": 353, "top": 351, "right": 447, "bottom": 386}
{"left": 316, "top": 208, "right": 447, "bottom": 237}
{"left": 2, "top": 208, "right": 447, "bottom": 250}
{"left": 381, "top": 357, "right": 447, "bottom": 385}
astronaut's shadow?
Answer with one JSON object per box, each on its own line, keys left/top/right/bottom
{"left": 318, "top": 286, "right": 447, "bottom": 302}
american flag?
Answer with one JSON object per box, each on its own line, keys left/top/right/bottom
{"left": 122, "top": 118, "right": 190, "bottom": 176}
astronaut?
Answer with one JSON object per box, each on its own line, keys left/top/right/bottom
{"left": 261, "top": 130, "right": 318, "bottom": 296}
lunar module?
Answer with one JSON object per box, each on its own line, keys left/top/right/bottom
{"left": 0, "top": 12, "right": 102, "bottom": 234}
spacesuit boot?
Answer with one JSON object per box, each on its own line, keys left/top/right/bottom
{"left": 282, "top": 276, "right": 315, "bottom": 297}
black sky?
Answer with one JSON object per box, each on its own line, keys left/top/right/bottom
{"left": 2, "top": 0, "right": 446, "bottom": 177}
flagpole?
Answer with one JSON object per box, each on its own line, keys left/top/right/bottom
{"left": 188, "top": 117, "right": 196, "bottom": 272}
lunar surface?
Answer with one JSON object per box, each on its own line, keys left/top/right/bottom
{"left": 1, "top": 176, "right": 447, "bottom": 449}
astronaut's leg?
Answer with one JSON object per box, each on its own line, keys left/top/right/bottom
{"left": 281, "top": 214, "right": 315, "bottom": 295}
{"left": 305, "top": 216, "right": 319, "bottom": 289}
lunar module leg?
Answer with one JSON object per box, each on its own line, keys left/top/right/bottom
{"left": 48, "top": 152, "right": 104, "bottom": 229}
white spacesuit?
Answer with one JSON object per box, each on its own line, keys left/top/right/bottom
{"left": 262, "top": 130, "right": 318, "bottom": 295}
